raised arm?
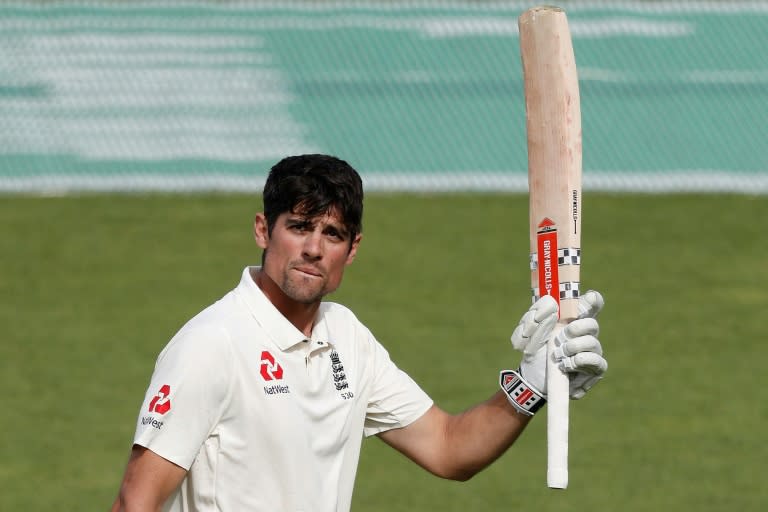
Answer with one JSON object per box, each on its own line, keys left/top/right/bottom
{"left": 111, "top": 445, "right": 187, "bottom": 512}
{"left": 379, "top": 291, "right": 607, "bottom": 481}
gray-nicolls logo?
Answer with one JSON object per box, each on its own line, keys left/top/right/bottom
{"left": 329, "top": 350, "right": 349, "bottom": 391}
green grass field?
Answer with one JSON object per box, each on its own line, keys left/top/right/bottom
{"left": 1, "top": 193, "right": 766, "bottom": 510}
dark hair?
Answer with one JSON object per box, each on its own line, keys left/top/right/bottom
{"left": 263, "top": 154, "right": 364, "bottom": 243}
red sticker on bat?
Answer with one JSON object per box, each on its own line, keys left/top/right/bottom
{"left": 537, "top": 218, "right": 560, "bottom": 314}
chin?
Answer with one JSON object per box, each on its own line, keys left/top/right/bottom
{"left": 282, "top": 281, "right": 325, "bottom": 304}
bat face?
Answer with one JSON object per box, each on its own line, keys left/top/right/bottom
{"left": 519, "top": 5, "right": 583, "bottom": 489}
{"left": 520, "top": 6, "right": 583, "bottom": 322}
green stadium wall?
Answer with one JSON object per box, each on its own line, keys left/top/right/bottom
{"left": 1, "top": 1, "right": 766, "bottom": 193}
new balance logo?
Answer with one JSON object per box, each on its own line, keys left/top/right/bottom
{"left": 260, "top": 350, "right": 284, "bottom": 381}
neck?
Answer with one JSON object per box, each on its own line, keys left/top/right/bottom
{"left": 251, "top": 268, "right": 318, "bottom": 337}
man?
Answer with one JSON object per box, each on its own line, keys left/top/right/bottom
{"left": 112, "top": 154, "right": 607, "bottom": 511}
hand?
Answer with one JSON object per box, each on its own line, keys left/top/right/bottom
{"left": 510, "top": 290, "right": 607, "bottom": 399}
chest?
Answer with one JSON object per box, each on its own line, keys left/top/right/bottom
{"left": 228, "top": 340, "right": 370, "bottom": 453}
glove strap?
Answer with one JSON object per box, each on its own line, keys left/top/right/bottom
{"left": 499, "top": 368, "right": 546, "bottom": 416}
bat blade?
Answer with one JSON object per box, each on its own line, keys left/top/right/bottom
{"left": 519, "top": 5, "right": 582, "bottom": 490}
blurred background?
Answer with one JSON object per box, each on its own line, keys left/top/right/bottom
{"left": 1, "top": 1, "right": 766, "bottom": 511}
{"left": 1, "top": 0, "right": 766, "bottom": 193}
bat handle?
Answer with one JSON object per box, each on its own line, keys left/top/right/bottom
{"left": 547, "top": 321, "right": 570, "bottom": 489}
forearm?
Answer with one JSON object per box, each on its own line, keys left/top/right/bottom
{"left": 111, "top": 480, "right": 168, "bottom": 512}
{"left": 111, "top": 492, "right": 165, "bottom": 512}
{"left": 440, "top": 390, "right": 533, "bottom": 480}
{"left": 380, "top": 390, "right": 534, "bottom": 482}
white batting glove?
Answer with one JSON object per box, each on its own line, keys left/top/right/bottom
{"left": 508, "top": 290, "right": 607, "bottom": 401}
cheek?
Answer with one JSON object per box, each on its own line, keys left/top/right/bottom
{"left": 262, "top": 239, "right": 294, "bottom": 270}
{"left": 326, "top": 250, "right": 351, "bottom": 274}
{"left": 269, "top": 232, "right": 299, "bottom": 255}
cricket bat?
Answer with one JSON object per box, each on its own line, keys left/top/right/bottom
{"left": 519, "top": 6, "right": 582, "bottom": 489}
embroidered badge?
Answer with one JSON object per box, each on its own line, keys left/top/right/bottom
{"left": 329, "top": 349, "right": 351, "bottom": 398}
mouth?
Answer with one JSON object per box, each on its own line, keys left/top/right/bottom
{"left": 292, "top": 265, "right": 322, "bottom": 278}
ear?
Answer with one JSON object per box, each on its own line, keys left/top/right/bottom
{"left": 254, "top": 213, "right": 269, "bottom": 250}
{"left": 345, "top": 233, "right": 362, "bottom": 265}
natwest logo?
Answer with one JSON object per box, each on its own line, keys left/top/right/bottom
{"left": 260, "top": 350, "right": 284, "bottom": 381}
{"left": 149, "top": 384, "right": 172, "bottom": 415}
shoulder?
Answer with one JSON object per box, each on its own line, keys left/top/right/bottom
{"left": 319, "top": 301, "right": 362, "bottom": 323}
{"left": 318, "top": 302, "right": 396, "bottom": 367}
{"left": 155, "top": 301, "right": 237, "bottom": 369}
{"left": 318, "top": 301, "right": 374, "bottom": 340}
{"left": 169, "top": 289, "right": 247, "bottom": 344}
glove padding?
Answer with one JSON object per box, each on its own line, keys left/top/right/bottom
{"left": 510, "top": 290, "right": 607, "bottom": 399}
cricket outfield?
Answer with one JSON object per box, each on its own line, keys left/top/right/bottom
{"left": 0, "top": 193, "right": 765, "bottom": 510}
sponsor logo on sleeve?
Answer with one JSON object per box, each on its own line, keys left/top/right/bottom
{"left": 141, "top": 384, "right": 172, "bottom": 430}
{"left": 149, "top": 384, "right": 172, "bottom": 414}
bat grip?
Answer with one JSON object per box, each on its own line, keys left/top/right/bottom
{"left": 547, "top": 321, "right": 570, "bottom": 489}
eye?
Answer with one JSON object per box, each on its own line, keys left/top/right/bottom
{"left": 288, "top": 220, "right": 312, "bottom": 232}
{"left": 324, "top": 227, "right": 346, "bottom": 241}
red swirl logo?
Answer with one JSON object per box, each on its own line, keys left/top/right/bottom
{"left": 259, "top": 351, "right": 284, "bottom": 381}
{"left": 148, "top": 384, "right": 172, "bottom": 415}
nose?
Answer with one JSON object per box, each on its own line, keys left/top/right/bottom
{"left": 302, "top": 231, "right": 323, "bottom": 260}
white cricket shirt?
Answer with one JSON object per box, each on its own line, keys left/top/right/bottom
{"left": 133, "top": 267, "right": 433, "bottom": 512}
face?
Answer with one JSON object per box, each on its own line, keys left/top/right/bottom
{"left": 254, "top": 209, "right": 361, "bottom": 305}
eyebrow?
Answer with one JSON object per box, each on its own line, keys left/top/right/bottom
{"left": 285, "top": 215, "right": 350, "bottom": 239}
{"left": 285, "top": 216, "right": 312, "bottom": 227}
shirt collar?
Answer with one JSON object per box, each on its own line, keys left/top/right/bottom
{"left": 234, "top": 266, "right": 332, "bottom": 351}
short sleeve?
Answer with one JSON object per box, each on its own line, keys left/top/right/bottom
{"left": 363, "top": 336, "right": 433, "bottom": 437}
{"left": 133, "top": 323, "right": 234, "bottom": 469}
